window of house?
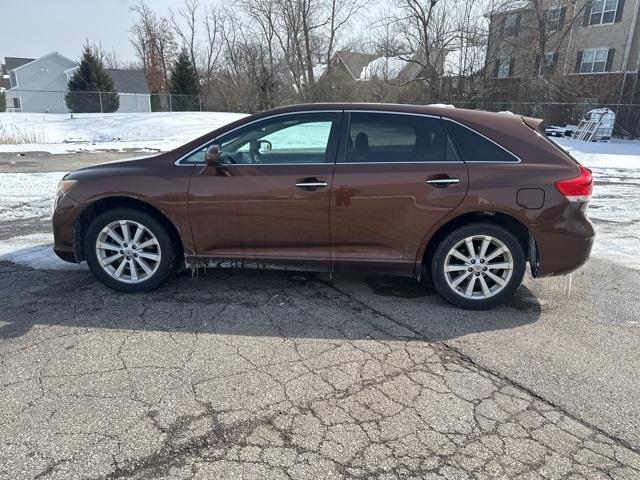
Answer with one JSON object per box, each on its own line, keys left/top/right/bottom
{"left": 9, "top": 71, "right": 17, "bottom": 88}
{"left": 504, "top": 14, "right": 518, "bottom": 36}
{"left": 445, "top": 120, "right": 519, "bottom": 163}
{"left": 497, "top": 57, "right": 511, "bottom": 78}
{"left": 580, "top": 48, "right": 609, "bottom": 73}
{"left": 538, "top": 52, "right": 556, "bottom": 75}
{"left": 344, "top": 112, "right": 458, "bottom": 163}
{"left": 589, "top": 0, "right": 618, "bottom": 25}
{"left": 546, "top": 7, "right": 562, "bottom": 31}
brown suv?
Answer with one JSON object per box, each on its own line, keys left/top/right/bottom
{"left": 52, "top": 103, "right": 594, "bottom": 309}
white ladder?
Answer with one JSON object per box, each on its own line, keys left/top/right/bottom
{"left": 572, "top": 117, "right": 603, "bottom": 142}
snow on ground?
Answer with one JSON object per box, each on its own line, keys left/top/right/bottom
{"left": 555, "top": 138, "right": 640, "bottom": 270}
{"left": 0, "top": 112, "right": 246, "bottom": 154}
{"left": 0, "top": 132, "right": 637, "bottom": 272}
{"left": 0, "top": 172, "right": 65, "bottom": 221}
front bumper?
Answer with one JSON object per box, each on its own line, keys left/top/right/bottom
{"left": 52, "top": 194, "right": 83, "bottom": 263}
{"left": 529, "top": 204, "right": 595, "bottom": 277}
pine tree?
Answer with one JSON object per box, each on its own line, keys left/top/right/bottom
{"left": 65, "top": 45, "right": 120, "bottom": 113}
{"left": 169, "top": 49, "right": 200, "bottom": 111}
{"left": 0, "top": 91, "right": 5, "bottom": 113}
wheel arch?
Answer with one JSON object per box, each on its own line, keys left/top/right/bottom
{"left": 74, "top": 196, "right": 184, "bottom": 263}
{"left": 420, "top": 211, "right": 538, "bottom": 276}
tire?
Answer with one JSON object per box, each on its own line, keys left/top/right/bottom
{"left": 84, "top": 208, "right": 175, "bottom": 293}
{"left": 430, "top": 223, "right": 525, "bottom": 310}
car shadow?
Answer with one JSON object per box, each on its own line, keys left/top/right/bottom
{"left": 0, "top": 262, "right": 541, "bottom": 342}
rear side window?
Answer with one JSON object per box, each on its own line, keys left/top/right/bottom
{"left": 445, "top": 120, "right": 519, "bottom": 162}
{"left": 345, "top": 112, "right": 459, "bottom": 163}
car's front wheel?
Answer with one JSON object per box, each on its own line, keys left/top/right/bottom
{"left": 84, "top": 208, "right": 175, "bottom": 293}
{"left": 431, "top": 223, "right": 525, "bottom": 310}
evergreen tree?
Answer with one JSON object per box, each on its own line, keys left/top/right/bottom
{"left": 170, "top": 49, "right": 200, "bottom": 111}
{"left": 66, "top": 45, "right": 120, "bottom": 113}
{"left": 0, "top": 91, "right": 5, "bottom": 113}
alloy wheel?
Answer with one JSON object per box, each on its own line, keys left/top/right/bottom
{"left": 443, "top": 235, "right": 514, "bottom": 300}
{"left": 95, "top": 220, "right": 162, "bottom": 284}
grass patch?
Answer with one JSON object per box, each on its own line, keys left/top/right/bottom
{"left": 0, "top": 124, "right": 46, "bottom": 144}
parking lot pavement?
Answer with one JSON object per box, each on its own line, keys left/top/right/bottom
{"left": 2, "top": 260, "right": 640, "bottom": 479}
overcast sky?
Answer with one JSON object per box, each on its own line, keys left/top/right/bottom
{"left": 0, "top": 0, "right": 178, "bottom": 65}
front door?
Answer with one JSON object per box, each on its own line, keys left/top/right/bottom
{"left": 187, "top": 111, "right": 342, "bottom": 270}
{"left": 331, "top": 111, "right": 469, "bottom": 275}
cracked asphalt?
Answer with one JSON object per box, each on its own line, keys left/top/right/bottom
{"left": 1, "top": 258, "right": 640, "bottom": 479}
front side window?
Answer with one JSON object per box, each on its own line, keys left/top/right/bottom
{"left": 539, "top": 52, "right": 556, "bottom": 75}
{"left": 445, "top": 120, "right": 519, "bottom": 163}
{"left": 580, "top": 48, "right": 608, "bottom": 73}
{"left": 9, "top": 71, "right": 17, "bottom": 88}
{"left": 181, "top": 113, "right": 337, "bottom": 165}
{"left": 546, "top": 7, "right": 562, "bottom": 31}
{"left": 497, "top": 57, "right": 511, "bottom": 78}
{"left": 504, "top": 14, "right": 518, "bottom": 36}
{"left": 345, "top": 112, "right": 458, "bottom": 163}
{"left": 589, "top": 0, "right": 618, "bottom": 24}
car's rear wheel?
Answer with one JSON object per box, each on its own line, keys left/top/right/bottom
{"left": 84, "top": 208, "right": 174, "bottom": 293}
{"left": 431, "top": 223, "right": 525, "bottom": 310}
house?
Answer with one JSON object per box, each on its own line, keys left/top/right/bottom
{"left": 325, "top": 50, "right": 446, "bottom": 83}
{"left": 4, "top": 52, "right": 152, "bottom": 113}
{"left": 485, "top": 0, "right": 640, "bottom": 105}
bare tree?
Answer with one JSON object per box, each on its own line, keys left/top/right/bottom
{"left": 130, "top": 0, "right": 178, "bottom": 101}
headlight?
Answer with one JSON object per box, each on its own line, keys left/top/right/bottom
{"left": 56, "top": 179, "right": 77, "bottom": 197}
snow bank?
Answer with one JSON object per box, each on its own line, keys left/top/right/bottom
{"left": 554, "top": 138, "right": 640, "bottom": 170}
{"left": 0, "top": 112, "right": 246, "bottom": 154}
{"left": 554, "top": 138, "right": 640, "bottom": 271}
{"left": 0, "top": 172, "right": 65, "bottom": 221}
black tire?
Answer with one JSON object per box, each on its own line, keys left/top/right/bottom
{"left": 430, "top": 223, "right": 525, "bottom": 310}
{"left": 84, "top": 208, "right": 175, "bottom": 293}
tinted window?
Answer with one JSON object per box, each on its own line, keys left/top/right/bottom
{"left": 182, "top": 113, "right": 337, "bottom": 164}
{"left": 345, "top": 113, "right": 458, "bottom": 163}
{"left": 445, "top": 120, "right": 518, "bottom": 162}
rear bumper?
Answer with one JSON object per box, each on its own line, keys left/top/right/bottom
{"left": 529, "top": 205, "right": 595, "bottom": 277}
{"left": 52, "top": 195, "right": 83, "bottom": 263}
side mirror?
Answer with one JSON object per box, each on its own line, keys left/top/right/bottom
{"left": 205, "top": 145, "right": 221, "bottom": 167}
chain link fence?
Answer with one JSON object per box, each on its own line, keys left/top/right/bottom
{"left": 2, "top": 89, "right": 203, "bottom": 114}
{"left": 3, "top": 89, "right": 638, "bottom": 137}
{"left": 446, "top": 101, "right": 640, "bottom": 138}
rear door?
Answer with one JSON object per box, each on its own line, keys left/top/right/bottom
{"left": 186, "top": 111, "right": 342, "bottom": 270}
{"left": 330, "top": 111, "right": 469, "bottom": 275}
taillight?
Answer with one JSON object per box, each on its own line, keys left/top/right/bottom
{"left": 555, "top": 165, "right": 593, "bottom": 202}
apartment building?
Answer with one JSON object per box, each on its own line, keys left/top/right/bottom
{"left": 486, "top": 0, "right": 640, "bottom": 104}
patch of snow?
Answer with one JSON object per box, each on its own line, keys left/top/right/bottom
{"left": 0, "top": 172, "right": 65, "bottom": 221}
{"left": 0, "top": 233, "right": 85, "bottom": 270}
{"left": 0, "top": 111, "right": 246, "bottom": 154}
{"left": 443, "top": 45, "right": 486, "bottom": 77}
{"left": 427, "top": 104, "right": 456, "bottom": 109}
{"left": 554, "top": 138, "right": 640, "bottom": 270}
{"left": 360, "top": 57, "right": 408, "bottom": 81}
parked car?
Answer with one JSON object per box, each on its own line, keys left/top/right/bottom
{"left": 52, "top": 103, "right": 594, "bottom": 309}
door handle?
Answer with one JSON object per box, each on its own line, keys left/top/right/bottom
{"left": 296, "top": 178, "right": 328, "bottom": 190}
{"left": 426, "top": 177, "right": 460, "bottom": 187}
